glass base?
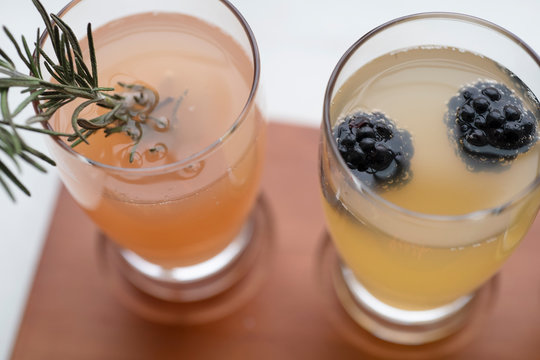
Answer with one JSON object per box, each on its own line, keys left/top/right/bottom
{"left": 338, "top": 266, "right": 473, "bottom": 345}
{"left": 97, "top": 195, "right": 275, "bottom": 324}
{"left": 121, "top": 219, "right": 252, "bottom": 285}
{"left": 316, "top": 232, "right": 499, "bottom": 352}
{"left": 118, "top": 216, "right": 253, "bottom": 302}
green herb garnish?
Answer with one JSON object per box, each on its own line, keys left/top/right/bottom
{"left": 0, "top": 0, "right": 165, "bottom": 200}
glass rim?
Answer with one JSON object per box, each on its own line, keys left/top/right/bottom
{"left": 41, "top": 0, "right": 261, "bottom": 174}
{"left": 322, "top": 11, "right": 540, "bottom": 222}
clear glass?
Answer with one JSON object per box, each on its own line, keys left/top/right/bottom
{"left": 43, "top": 0, "right": 266, "bottom": 301}
{"left": 320, "top": 13, "right": 540, "bottom": 344}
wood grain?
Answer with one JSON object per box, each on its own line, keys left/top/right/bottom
{"left": 11, "top": 123, "right": 540, "bottom": 360}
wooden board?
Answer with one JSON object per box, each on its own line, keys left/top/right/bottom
{"left": 11, "top": 123, "right": 540, "bottom": 359}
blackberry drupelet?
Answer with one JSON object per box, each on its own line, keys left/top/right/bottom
{"left": 334, "top": 111, "right": 413, "bottom": 188}
{"left": 448, "top": 81, "right": 538, "bottom": 163}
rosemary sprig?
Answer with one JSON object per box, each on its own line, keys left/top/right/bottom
{"left": 0, "top": 0, "right": 160, "bottom": 201}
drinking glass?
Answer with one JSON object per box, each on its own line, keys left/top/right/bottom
{"left": 320, "top": 13, "right": 540, "bottom": 344}
{"left": 43, "top": 0, "right": 266, "bottom": 302}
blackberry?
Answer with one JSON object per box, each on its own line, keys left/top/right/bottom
{"left": 334, "top": 111, "right": 413, "bottom": 188}
{"left": 447, "top": 81, "right": 538, "bottom": 165}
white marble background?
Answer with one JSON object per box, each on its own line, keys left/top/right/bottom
{"left": 1, "top": 0, "right": 538, "bottom": 358}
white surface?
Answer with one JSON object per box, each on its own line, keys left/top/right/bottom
{"left": 1, "top": 0, "right": 539, "bottom": 359}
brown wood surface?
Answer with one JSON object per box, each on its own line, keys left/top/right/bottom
{"left": 11, "top": 123, "right": 540, "bottom": 360}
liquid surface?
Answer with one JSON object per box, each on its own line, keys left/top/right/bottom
{"left": 331, "top": 47, "right": 540, "bottom": 216}
{"left": 53, "top": 12, "right": 253, "bottom": 168}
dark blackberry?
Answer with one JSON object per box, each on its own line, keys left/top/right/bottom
{"left": 334, "top": 111, "right": 413, "bottom": 189}
{"left": 447, "top": 81, "right": 538, "bottom": 166}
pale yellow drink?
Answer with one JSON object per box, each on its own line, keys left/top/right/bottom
{"left": 322, "top": 47, "right": 540, "bottom": 310}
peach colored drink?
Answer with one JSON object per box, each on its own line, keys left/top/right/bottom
{"left": 51, "top": 12, "right": 265, "bottom": 268}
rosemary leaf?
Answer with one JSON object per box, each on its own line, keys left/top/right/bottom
{"left": 57, "top": 33, "right": 67, "bottom": 77}
{"left": 2, "top": 26, "right": 32, "bottom": 72}
{"left": 77, "top": 102, "right": 121, "bottom": 130}
{"left": 50, "top": 14, "right": 83, "bottom": 56}
{"left": 0, "top": 160, "right": 30, "bottom": 196}
{"left": 0, "top": 78, "right": 41, "bottom": 87}
{"left": 22, "top": 144, "right": 56, "bottom": 167}
{"left": 0, "top": 120, "right": 72, "bottom": 137}
{"left": 87, "top": 23, "right": 98, "bottom": 88}
{"left": 21, "top": 35, "right": 39, "bottom": 78}
{"left": 18, "top": 152, "right": 47, "bottom": 173}
{"left": 70, "top": 129, "right": 96, "bottom": 148}
{"left": 31, "top": 0, "right": 62, "bottom": 62}
{"left": 73, "top": 70, "right": 88, "bottom": 88}
{"left": 38, "top": 93, "right": 72, "bottom": 100}
{"left": 36, "top": 46, "right": 56, "bottom": 71}
{"left": 34, "top": 28, "right": 42, "bottom": 78}
{"left": 12, "top": 89, "right": 45, "bottom": 117}
{"left": 0, "top": 48, "right": 14, "bottom": 68}
{"left": 43, "top": 61, "right": 66, "bottom": 84}
{"left": 0, "top": 89, "right": 22, "bottom": 154}
{"left": 104, "top": 125, "right": 124, "bottom": 137}
{"left": 50, "top": 15, "right": 93, "bottom": 84}
{"left": 0, "top": 128, "right": 19, "bottom": 162}
{"left": 70, "top": 98, "right": 102, "bottom": 143}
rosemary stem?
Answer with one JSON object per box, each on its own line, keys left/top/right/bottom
{"left": 0, "top": 120, "right": 73, "bottom": 137}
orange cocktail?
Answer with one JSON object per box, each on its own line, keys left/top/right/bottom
{"left": 45, "top": 0, "right": 265, "bottom": 285}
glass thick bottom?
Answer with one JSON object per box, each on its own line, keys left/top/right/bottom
{"left": 97, "top": 195, "right": 275, "bottom": 324}
{"left": 317, "top": 232, "right": 498, "bottom": 353}
{"left": 337, "top": 266, "right": 474, "bottom": 345}
{"left": 119, "top": 216, "right": 253, "bottom": 302}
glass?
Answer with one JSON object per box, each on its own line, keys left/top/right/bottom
{"left": 320, "top": 13, "right": 540, "bottom": 344}
{"left": 43, "top": 0, "right": 266, "bottom": 302}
